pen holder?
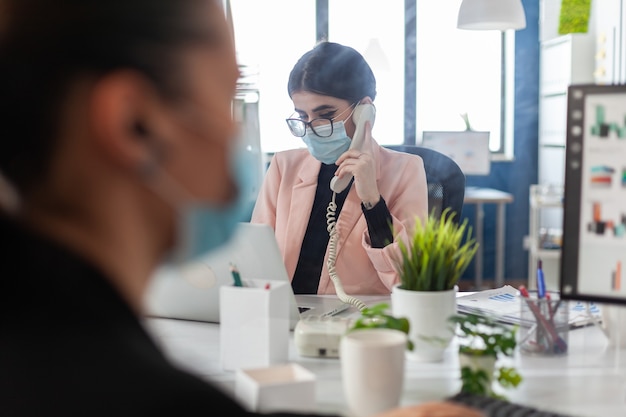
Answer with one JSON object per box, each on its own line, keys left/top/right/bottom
{"left": 220, "top": 279, "right": 290, "bottom": 371}
{"left": 519, "top": 291, "right": 569, "bottom": 356}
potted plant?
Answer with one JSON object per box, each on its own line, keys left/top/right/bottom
{"left": 347, "top": 302, "right": 414, "bottom": 351}
{"left": 391, "top": 208, "right": 479, "bottom": 362}
{"left": 448, "top": 313, "right": 523, "bottom": 400}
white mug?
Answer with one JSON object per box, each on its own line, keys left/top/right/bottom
{"left": 340, "top": 328, "right": 407, "bottom": 417}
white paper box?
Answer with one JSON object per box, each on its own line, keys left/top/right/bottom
{"left": 235, "top": 363, "right": 316, "bottom": 413}
{"left": 220, "top": 279, "right": 290, "bottom": 371}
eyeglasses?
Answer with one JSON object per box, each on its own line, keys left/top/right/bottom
{"left": 285, "top": 103, "right": 357, "bottom": 138}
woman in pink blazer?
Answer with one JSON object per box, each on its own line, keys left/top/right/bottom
{"left": 251, "top": 41, "right": 428, "bottom": 296}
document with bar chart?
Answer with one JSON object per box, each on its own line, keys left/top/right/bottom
{"left": 456, "top": 285, "right": 602, "bottom": 327}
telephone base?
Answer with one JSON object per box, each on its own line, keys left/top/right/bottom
{"left": 294, "top": 315, "right": 353, "bottom": 358}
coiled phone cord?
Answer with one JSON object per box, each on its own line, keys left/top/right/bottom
{"left": 326, "top": 193, "right": 367, "bottom": 311}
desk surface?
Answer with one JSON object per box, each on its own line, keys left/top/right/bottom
{"left": 144, "top": 295, "right": 626, "bottom": 417}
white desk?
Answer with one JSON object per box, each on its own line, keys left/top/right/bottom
{"left": 144, "top": 295, "right": 626, "bottom": 417}
{"left": 464, "top": 187, "right": 514, "bottom": 289}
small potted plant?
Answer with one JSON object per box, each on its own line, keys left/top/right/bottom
{"left": 448, "top": 313, "right": 523, "bottom": 400}
{"left": 347, "top": 302, "right": 413, "bottom": 351}
{"left": 391, "top": 208, "right": 479, "bottom": 362}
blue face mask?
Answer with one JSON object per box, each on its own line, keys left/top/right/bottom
{"left": 165, "top": 149, "right": 254, "bottom": 264}
{"left": 302, "top": 121, "right": 352, "bottom": 165}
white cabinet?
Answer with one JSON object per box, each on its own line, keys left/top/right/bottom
{"left": 539, "top": 0, "right": 562, "bottom": 42}
{"left": 538, "top": 34, "right": 595, "bottom": 186}
{"left": 528, "top": 185, "right": 563, "bottom": 292}
{"left": 532, "top": 11, "right": 595, "bottom": 287}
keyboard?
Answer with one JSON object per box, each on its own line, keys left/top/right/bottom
{"left": 447, "top": 392, "right": 573, "bottom": 417}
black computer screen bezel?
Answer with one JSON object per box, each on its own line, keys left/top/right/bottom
{"left": 561, "top": 84, "right": 626, "bottom": 306}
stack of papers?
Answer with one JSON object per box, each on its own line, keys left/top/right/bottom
{"left": 456, "top": 285, "right": 602, "bottom": 328}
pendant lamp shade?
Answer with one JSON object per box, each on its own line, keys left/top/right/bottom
{"left": 457, "top": 0, "right": 526, "bottom": 31}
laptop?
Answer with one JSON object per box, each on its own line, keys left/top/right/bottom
{"left": 142, "top": 222, "right": 352, "bottom": 329}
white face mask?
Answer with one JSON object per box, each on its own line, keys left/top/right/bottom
{"left": 301, "top": 120, "right": 352, "bottom": 165}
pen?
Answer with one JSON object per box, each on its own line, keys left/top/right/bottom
{"left": 230, "top": 263, "right": 243, "bottom": 287}
{"left": 519, "top": 285, "right": 567, "bottom": 353}
{"left": 518, "top": 284, "right": 530, "bottom": 298}
{"left": 536, "top": 259, "right": 546, "bottom": 299}
{"left": 545, "top": 292, "right": 554, "bottom": 319}
{"left": 520, "top": 285, "right": 547, "bottom": 351}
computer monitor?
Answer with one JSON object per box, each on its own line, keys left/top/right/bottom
{"left": 421, "top": 130, "right": 491, "bottom": 176}
{"left": 560, "top": 84, "right": 626, "bottom": 306}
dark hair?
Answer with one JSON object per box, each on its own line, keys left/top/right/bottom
{"left": 0, "top": 0, "right": 218, "bottom": 195}
{"left": 287, "top": 41, "right": 377, "bottom": 103}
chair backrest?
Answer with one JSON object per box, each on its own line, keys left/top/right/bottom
{"left": 385, "top": 145, "right": 466, "bottom": 223}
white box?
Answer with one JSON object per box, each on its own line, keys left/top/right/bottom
{"left": 220, "top": 279, "right": 290, "bottom": 371}
{"left": 235, "top": 363, "right": 316, "bottom": 413}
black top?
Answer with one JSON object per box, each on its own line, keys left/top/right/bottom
{"left": 0, "top": 214, "right": 334, "bottom": 417}
{"left": 291, "top": 164, "right": 393, "bottom": 294}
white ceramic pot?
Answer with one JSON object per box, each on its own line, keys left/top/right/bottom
{"left": 391, "top": 284, "right": 457, "bottom": 362}
{"left": 458, "top": 353, "right": 496, "bottom": 375}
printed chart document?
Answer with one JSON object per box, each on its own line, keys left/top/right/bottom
{"left": 456, "top": 285, "right": 602, "bottom": 327}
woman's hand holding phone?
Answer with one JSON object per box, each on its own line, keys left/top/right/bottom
{"left": 334, "top": 121, "right": 379, "bottom": 205}
{"left": 332, "top": 103, "right": 380, "bottom": 206}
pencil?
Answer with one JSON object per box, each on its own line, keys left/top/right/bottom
{"left": 229, "top": 263, "right": 243, "bottom": 287}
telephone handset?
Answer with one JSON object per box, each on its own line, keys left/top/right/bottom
{"left": 329, "top": 103, "right": 376, "bottom": 193}
{"left": 325, "top": 103, "right": 376, "bottom": 312}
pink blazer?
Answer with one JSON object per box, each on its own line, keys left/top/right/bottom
{"left": 251, "top": 143, "right": 428, "bottom": 295}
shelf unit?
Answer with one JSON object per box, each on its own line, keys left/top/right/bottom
{"left": 528, "top": 184, "right": 563, "bottom": 291}
{"left": 538, "top": 34, "right": 595, "bottom": 187}
{"left": 533, "top": 1, "right": 596, "bottom": 290}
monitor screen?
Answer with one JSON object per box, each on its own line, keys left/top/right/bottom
{"left": 421, "top": 130, "right": 491, "bottom": 175}
{"left": 561, "top": 84, "right": 626, "bottom": 305}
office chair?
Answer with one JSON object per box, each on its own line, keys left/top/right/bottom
{"left": 385, "top": 145, "right": 466, "bottom": 223}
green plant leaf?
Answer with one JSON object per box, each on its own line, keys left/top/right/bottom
{"left": 348, "top": 302, "right": 414, "bottom": 351}
{"left": 497, "top": 366, "right": 523, "bottom": 390}
{"left": 460, "top": 366, "right": 492, "bottom": 396}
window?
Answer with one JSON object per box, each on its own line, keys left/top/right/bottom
{"left": 415, "top": 0, "right": 510, "bottom": 153}
{"left": 328, "top": 0, "right": 406, "bottom": 148}
{"left": 230, "top": 0, "right": 513, "bottom": 155}
{"left": 229, "top": 0, "right": 315, "bottom": 153}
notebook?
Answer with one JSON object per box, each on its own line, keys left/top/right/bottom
{"left": 142, "top": 222, "right": 352, "bottom": 329}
